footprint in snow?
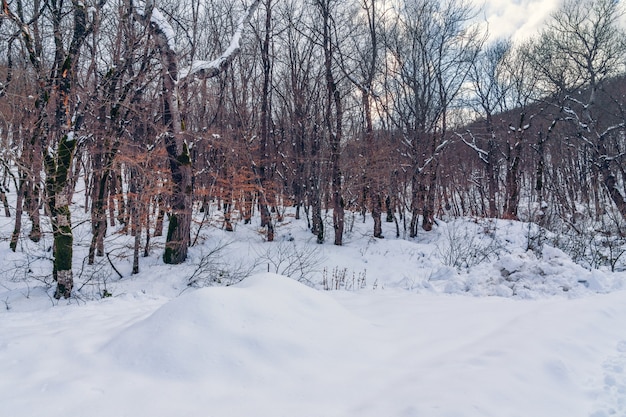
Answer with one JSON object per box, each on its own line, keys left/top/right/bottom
{"left": 589, "top": 341, "right": 626, "bottom": 417}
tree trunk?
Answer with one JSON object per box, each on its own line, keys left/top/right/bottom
{"left": 143, "top": 205, "right": 152, "bottom": 258}
{"left": 310, "top": 124, "right": 324, "bottom": 243}
{"left": 503, "top": 114, "right": 526, "bottom": 220}
{"left": 503, "top": 145, "right": 521, "bottom": 220}
{"left": 258, "top": 0, "right": 274, "bottom": 242}
{"left": 422, "top": 167, "right": 437, "bottom": 232}
{"left": 136, "top": 0, "right": 261, "bottom": 262}
{"left": 409, "top": 172, "right": 421, "bottom": 238}
{"left": 310, "top": 165, "right": 324, "bottom": 244}
{"left": 47, "top": 134, "right": 79, "bottom": 299}
{"left": 89, "top": 143, "right": 116, "bottom": 264}
{"left": 130, "top": 168, "right": 141, "bottom": 274}
{"left": 9, "top": 171, "right": 26, "bottom": 252}
{"left": 163, "top": 137, "right": 192, "bottom": 264}
{"left": 486, "top": 137, "right": 498, "bottom": 218}
{"left": 50, "top": 1, "right": 90, "bottom": 298}
{"left": 0, "top": 185, "right": 10, "bottom": 218}
{"left": 385, "top": 195, "right": 394, "bottom": 223}
{"left": 26, "top": 139, "right": 43, "bottom": 242}
{"left": 319, "top": 0, "right": 344, "bottom": 246}
{"left": 372, "top": 193, "right": 383, "bottom": 238}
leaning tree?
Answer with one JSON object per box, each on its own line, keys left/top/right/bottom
{"left": 132, "top": 0, "right": 261, "bottom": 264}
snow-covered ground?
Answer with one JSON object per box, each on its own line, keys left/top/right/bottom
{"left": 1, "top": 207, "right": 625, "bottom": 416}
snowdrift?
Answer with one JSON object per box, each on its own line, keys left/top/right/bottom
{"left": 103, "top": 273, "right": 370, "bottom": 380}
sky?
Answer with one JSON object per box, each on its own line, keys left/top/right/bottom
{"left": 474, "top": 0, "right": 562, "bottom": 43}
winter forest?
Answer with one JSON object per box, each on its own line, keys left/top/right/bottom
{"left": 2, "top": 0, "right": 626, "bottom": 415}
{"left": 0, "top": 0, "right": 625, "bottom": 295}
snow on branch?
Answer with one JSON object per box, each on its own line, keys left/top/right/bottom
{"left": 416, "top": 139, "right": 449, "bottom": 173}
{"left": 457, "top": 131, "right": 489, "bottom": 164}
{"left": 178, "top": 0, "right": 261, "bottom": 81}
{"left": 150, "top": 7, "right": 177, "bottom": 52}
{"left": 597, "top": 122, "right": 626, "bottom": 140}
{"left": 133, "top": 1, "right": 178, "bottom": 52}
{"left": 600, "top": 151, "right": 626, "bottom": 162}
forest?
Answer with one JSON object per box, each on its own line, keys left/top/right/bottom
{"left": 1, "top": 0, "right": 626, "bottom": 299}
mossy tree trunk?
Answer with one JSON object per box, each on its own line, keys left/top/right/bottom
{"left": 47, "top": 1, "right": 91, "bottom": 299}
{"left": 46, "top": 134, "right": 79, "bottom": 300}
{"left": 137, "top": 3, "right": 192, "bottom": 265}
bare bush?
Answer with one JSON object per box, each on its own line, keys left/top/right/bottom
{"left": 437, "top": 219, "right": 504, "bottom": 269}
{"left": 255, "top": 239, "right": 325, "bottom": 285}
{"left": 549, "top": 217, "right": 626, "bottom": 272}
{"left": 321, "top": 267, "right": 367, "bottom": 291}
{"left": 187, "top": 241, "right": 259, "bottom": 288}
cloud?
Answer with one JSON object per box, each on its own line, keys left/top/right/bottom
{"left": 472, "top": 0, "right": 561, "bottom": 43}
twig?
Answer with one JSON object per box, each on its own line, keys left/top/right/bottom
{"left": 106, "top": 252, "right": 123, "bottom": 279}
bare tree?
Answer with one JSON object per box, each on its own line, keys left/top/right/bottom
{"left": 314, "top": 0, "right": 346, "bottom": 245}
{"left": 382, "top": 0, "right": 483, "bottom": 235}
{"left": 528, "top": 0, "right": 626, "bottom": 220}
{"left": 462, "top": 39, "right": 512, "bottom": 218}
{"left": 272, "top": 1, "right": 326, "bottom": 240}
{"left": 339, "top": 0, "right": 385, "bottom": 237}
{"left": 133, "top": 0, "right": 261, "bottom": 264}
{"left": 258, "top": 0, "right": 275, "bottom": 241}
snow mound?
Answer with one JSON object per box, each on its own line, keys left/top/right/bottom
{"left": 498, "top": 249, "right": 591, "bottom": 295}
{"left": 456, "top": 247, "right": 597, "bottom": 298}
{"left": 103, "top": 273, "right": 366, "bottom": 379}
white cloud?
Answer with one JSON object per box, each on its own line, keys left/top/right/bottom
{"left": 472, "top": 0, "right": 562, "bottom": 43}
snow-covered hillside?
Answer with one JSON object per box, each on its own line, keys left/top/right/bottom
{"left": 1, "top": 209, "right": 625, "bottom": 416}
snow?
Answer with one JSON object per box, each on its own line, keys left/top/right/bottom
{"left": 1, "top": 207, "right": 626, "bottom": 416}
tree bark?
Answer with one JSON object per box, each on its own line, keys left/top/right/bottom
{"left": 503, "top": 113, "right": 527, "bottom": 220}
{"left": 258, "top": 0, "right": 274, "bottom": 242}
{"left": 47, "top": 134, "right": 79, "bottom": 299}
{"left": 163, "top": 137, "right": 193, "bottom": 264}
{"left": 9, "top": 171, "right": 26, "bottom": 252}
{"left": 318, "top": 0, "right": 344, "bottom": 245}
